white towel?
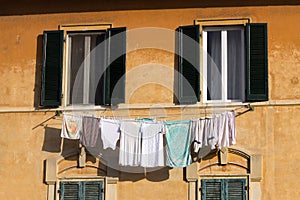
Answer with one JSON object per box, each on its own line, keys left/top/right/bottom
{"left": 119, "top": 121, "right": 142, "bottom": 166}
{"left": 228, "top": 111, "right": 236, "bottom": 145}
{"left": 61, "top": 114, "right": 82, "bottom": 139}
{"left": 191, "top": 119, "right": 200, "bottom": 153}
{"left": 140, "top": 122, "right": 164, "bottom": 167}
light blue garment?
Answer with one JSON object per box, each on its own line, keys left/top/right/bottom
{"left": 165, "top": 120, "right": 192, "bottom": 168}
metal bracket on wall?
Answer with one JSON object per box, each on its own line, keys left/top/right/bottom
{"left": 235, "top": 104, "right": 254, "bottom": 117}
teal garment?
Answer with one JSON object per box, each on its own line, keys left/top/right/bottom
{"left": 165, "top": 120, "right": 192, "bottom": 168}
{"left": 136, "top": 118, "right": 155, "bottom": 122}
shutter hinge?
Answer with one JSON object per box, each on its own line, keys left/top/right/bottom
{"left": 61, "top": 93, "right": 63, "bottom": 99}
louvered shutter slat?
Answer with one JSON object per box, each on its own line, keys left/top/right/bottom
{"left": 227, "top": 179, "right": 246, "bottom": 200}
{"left": 85, "top": 182, "right": 103, "bottom": 200}
{"left": 202, "top": 179, "right": 222, "bottom": 200}
{"left": 206, "top": 182, "right": 222, "bottom": 199}
{"left": 60, "top": 182, "right": 80, "bottom": 200}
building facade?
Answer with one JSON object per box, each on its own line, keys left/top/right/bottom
{"left": 0, "top": 1, "right": 300, "bottom": 199}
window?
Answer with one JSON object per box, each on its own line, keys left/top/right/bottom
{"left": 41, "top": 25, "right": 126, "bottom": 107}
{"left": 59, "top": 181, "right": 104, "bottom": 200}
{"left": 177, "top": 22, "right": 268, "bottom": 104}
{"left": 201, "top": 178, "right": 247, "bottom": 200}
{"left": 66, "top": 31, "right": 106, "bottom": 105}
{"left": 203, "top": 26, "right": 245, "bottom": 102}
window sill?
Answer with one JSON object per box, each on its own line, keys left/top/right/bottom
{"left": 1, "top": 100, "right": 300, "bottom": 114}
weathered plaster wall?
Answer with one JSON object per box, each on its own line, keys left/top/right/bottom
{"left": 0, "top": 6, "right": 299, "bottom": 106}
{"left": 0, "top": 4, "right": 300, "bottom": 200}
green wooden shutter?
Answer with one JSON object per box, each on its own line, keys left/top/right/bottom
{"left": 41, "top": 30, "right": 63, "bottom": 107}
{"left": 60, "top": 181, "right": 103, "bottom": 200}
{"left": 60, "top": 182, "right": 81, "bottom": 200}
{"left": 105, "top": 27, "right": 126, "bottom": 105}
{"left": 83, "top": 181, "right": 103, "bottom": 200}
{"left": 246, "top": 23, "right": 268, "bottom": 101}
{"left": 177, "top": 25, "right": 200, "bottom": 104}
{"left": 226, "top": 179, "right": 246, "bottom": 200}
{"left": 202, "top": 179, "right": 223, "bottom": 200}
{"left": 202, "top": 179, "right": 246, "bottom": 200}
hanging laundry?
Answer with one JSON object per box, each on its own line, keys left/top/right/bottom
{"left": 215, "top": 111, "right": 236, "bottom": 149}
{"left": 228, "top": 111, "right": 236, "bottom": 146}
{"left": 61, "top": 114, "right": 82, "bottom": 139}
{"left": 191, "top": 118, "right": 205, "bottom": 153}
{"left": 81, "top": 116, "right": 100, "bottom": 147}
{"left": 209, "top": 115, "right": 220, "bottom": 149}
{"left": 140, "top": 121, "right": 165, "bottom": 167}
{"left": 202, "top": 117, "right": 216, "bottom": 149}
{"left": 119, "top": 120, "right": 142, "bottom": 166}
{"left": 165, "top": 120, "right": 192, "bottom": 168}
{"left": 100, "top": 118, "right": 120, "bottom": 150}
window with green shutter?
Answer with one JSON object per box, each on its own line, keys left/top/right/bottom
{"left": 60, "top": 181, "right": 103, "bottom": 200}
{"left": 41, "top": 26, "right": 126, "bottom": 107}
{"left": 179, "top": 22, "right": 268, "bottom": 104}
{"left": 201, "top": 178, "right": 247, "bottom": 200}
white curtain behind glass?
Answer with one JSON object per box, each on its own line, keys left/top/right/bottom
{"left": 205, "top": 28, "right": 244, "bottom": 101}
{"left": 227, "top": 30, "right": 244, "bottom": 100}
{"left": 207, "top": 31, "right": 222, "bottom": 100}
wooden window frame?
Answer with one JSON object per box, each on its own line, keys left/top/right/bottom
{"left": 199, "top": 175, "right": 249, "bottom": 200}
{"left": 56, "top": 177, "right": 106, "bottom": 200}
{"left": 195, "top": 19, "right": 250, "bottom": 104}
{"left": 59, "top": 24, "right": 112, "bottom": 107}
{"left": 202, "top": 25, "right": 245, "bottom": 103}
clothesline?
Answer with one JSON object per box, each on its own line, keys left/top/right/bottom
{"left": 59, "top": 104, "right": 253, "bottom": 118}
{"left": 55, "top": 104, "right": 253, "bottom": 116}
{"left": 32, "top": 104, "right": 253, "bottom": 130}
{"left": 60, "top": 110, "right": 237, "bottom": 168}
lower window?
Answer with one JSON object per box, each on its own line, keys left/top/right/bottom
{"left": 201, "top": 178, "right": 247, "bottom": 200}
{"left": 59, "top": 180, "right": 104, "bottom": 200}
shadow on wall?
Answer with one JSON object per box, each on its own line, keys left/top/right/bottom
{"left": 34, "top": 34, "right": 43, "bottom": 108}
{"left": 42, "top": 126, "right": 79, "bottom": 159}
{"left": 42, "top": 126, "right": 170, "bottom": 181}
{"left": 1, "top": 0, "right": 299, "bottom": 16}
{"left": 118, "top": 167, "right": 170, "bottom": 182}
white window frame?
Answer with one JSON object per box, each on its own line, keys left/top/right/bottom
{"left": 59, "top": 24, "right": 112, "bottom": 107}
{"left": 66, "top": 31, "right": 106, "bottom": 105}
{"left": 202, "top": 26, "right": 245, "bottom": 103}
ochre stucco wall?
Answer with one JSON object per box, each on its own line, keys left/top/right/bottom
{"left": 0, "top": 3, "right": 300, "bottom": 200}
{"left": 0, "top": 6, "right": 300, "bottom": 106}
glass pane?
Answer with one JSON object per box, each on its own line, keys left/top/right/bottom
{"left": 89, "top": 33, "right": 106, "bottom": 104}
{"left": 207, "top": 31, "right": 221, "bottom": 100}
{"left": 68, "top": 32, "right": 106, "bottom": 105}
{"left": 227, "top": 29, "right": 244, "bottom": 100}
{"left": 69, "top": 35, "right": 85, "bottom": 104}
